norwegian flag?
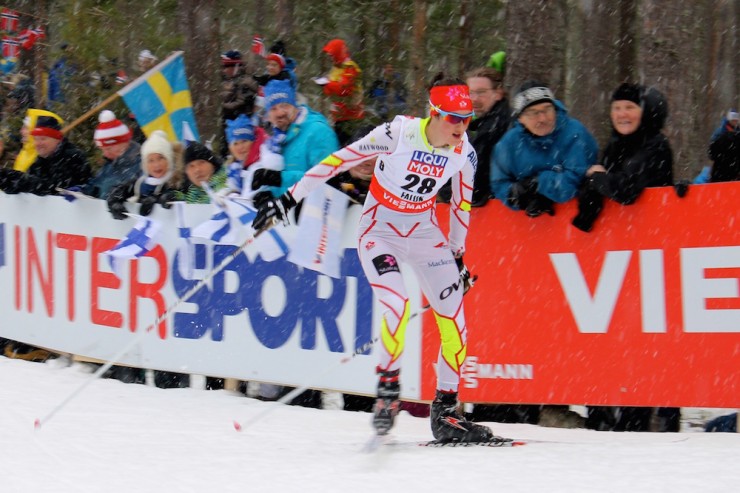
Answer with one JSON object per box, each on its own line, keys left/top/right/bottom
{"left": 32, "top": 25, "right": 45, "bottom": 40}
{"left": 115, "top": 69, "right": 128, "bottom": 85}
{"left": 1, "top": 9, "right": 19, "bottom": 33}
{"left": 1, "top": 35, "right": 19, "bottom": 59}
{"left": 18, "top": 25, "right": 45, "bottom": 50}
{"left": 18, "top": 29, "right": 35, "bottom": 50}
{"left": 251, "top": 34, "right": 265, "bottom": 57}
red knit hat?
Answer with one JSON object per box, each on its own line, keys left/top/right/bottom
{"left": 265, "top": 53, "right": 286, "bottom": 69}
{"left": 94, "top": 110, "right": 132, "bottom": 148}
{"left": 30, "top": 116, "right": 63, "bottom": 140}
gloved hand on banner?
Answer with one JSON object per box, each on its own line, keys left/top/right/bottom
{"left": 139, "top": 195, "right": 158, "bottom": 216}
{"left": 109, "top": 202, "right": 128, "bottom": 220}
{"left": 252, "top": 191, "right": 297, "bottom": 232}
{"left": 525, "top": 193, "right": 555, "bottom": 218}
{"left": 507, "top": 176, "right": 538, "bottom": 210}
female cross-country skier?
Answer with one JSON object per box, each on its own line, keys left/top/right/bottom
{"left": 253, "top": 77, "right": 495, "bottom": 443}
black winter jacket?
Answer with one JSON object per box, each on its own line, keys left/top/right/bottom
{"left": 0, "top": 139, "right": 91, "bottom": 195}
{"left": 468, "top": 98, "right": 511, "bottom": 203}
{"left": 708, "top": 129, "right": 740, "bottom": 183}
{"left": 573, "top": 86, "right": 674, "bottom": 232}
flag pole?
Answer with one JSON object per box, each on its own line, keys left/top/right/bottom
{"left": 60, "top": 91, "right": 121, "bottom": 135}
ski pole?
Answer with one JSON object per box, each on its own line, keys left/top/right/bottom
{"left": 232, "top": 333, "right": 391, "bottom": 432}
{"left": 34, "top": 219, "right": 278, "bottom": 430}
{"left": 232, "top": 301, "right": 439, "bottom": 432}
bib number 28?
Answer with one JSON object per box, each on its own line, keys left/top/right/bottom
{"left": 401, "top": 174, "right": 436, "bottom": 194}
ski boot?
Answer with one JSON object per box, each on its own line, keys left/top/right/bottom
{"left": 431, "top": 390, "right": 495, "bottom": 442}
{"left": 372, "top": 368, "right": 400, "bottom": 436}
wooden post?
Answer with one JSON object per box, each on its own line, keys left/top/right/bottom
{"left": 61, "top": 91, "right": 120, "bottom": 136}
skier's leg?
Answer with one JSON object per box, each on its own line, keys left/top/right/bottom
{"left": 412, "top": 241, "right": 494, "bottom": 442}
{"left": 357, "top": 237, "right": 409, "bottom": 434}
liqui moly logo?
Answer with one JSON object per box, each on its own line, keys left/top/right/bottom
{"left": 407, "top": 150, "right": 448, "bottom": 178}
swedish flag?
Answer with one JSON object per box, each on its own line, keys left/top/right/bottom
{"left": 118, "top": 51, "right": 199, "bottom": 142}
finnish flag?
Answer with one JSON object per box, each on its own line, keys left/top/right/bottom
{"left": 105, "top": 215, "right": 163, "bottom": 278}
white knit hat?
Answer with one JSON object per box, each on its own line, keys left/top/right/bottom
{"left": 138, "top": 49, "right": 157, "bottom": 62}
{"left": 94, "top": 110, "right": 131, "bottom": 147}
{"left": 140, "top": 130, "right": 174, "bottom": 178}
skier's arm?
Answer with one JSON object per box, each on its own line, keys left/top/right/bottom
{"left": 288, "top": 119, "right": 401, "bottom": 202}
{"left": 448, "top": 146, "right": 476, "bottom": 256}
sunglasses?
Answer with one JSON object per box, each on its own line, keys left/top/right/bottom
{"left": 430, "top": 102, "right": 475, "bottom": 125}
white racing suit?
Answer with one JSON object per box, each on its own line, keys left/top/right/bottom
{"left": 289, "top": 116, "right": 476, "bottom": 392}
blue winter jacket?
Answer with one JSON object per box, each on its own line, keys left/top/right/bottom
{"left": 491, "top": 100, "right": 598, "bottom": 208}
{"left": 272, "top": 105, "right": 339, "bottom": 197}
{"left": 83, "top": 141, "right": 142, "bottom": 199}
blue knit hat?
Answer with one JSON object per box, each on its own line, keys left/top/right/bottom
{"left": 263, "top": 79, "right": 296, "bottom": 112}
{"left": 225, "top": 114, "right": 255, "bottom": 144}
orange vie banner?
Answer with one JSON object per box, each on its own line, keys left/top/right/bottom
{"left": 422, "top": 182, "right": 740, "bottom": 407}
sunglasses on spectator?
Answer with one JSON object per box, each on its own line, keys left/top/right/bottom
{"left": 430, "top": 102, "right": 475, "bottom": 125}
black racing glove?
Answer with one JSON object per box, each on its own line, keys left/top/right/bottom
{"left": 252, "top": 191, "right": 297, "bottom": 232}
{"left": 252, "top": 169, "right": 282, "bottom": 189}
{"left": 525, "top": 193, "right": 555, "bottom": 217}
{"left": 454, "top": 255, "right": 474, "bottom": 295}
{"left": 507, "top": 176, "right": 538, "bottom": 210}
{"left": 252, "top": 190, "right": 274, "bottom": 209}
{"left": 109, "top": 201, "right": 128, "bottom": 220}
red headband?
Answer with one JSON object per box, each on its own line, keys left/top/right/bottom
{"left": 31, "top": 126, "right": 63, "bottom": 140}
{"left": 429, "top": 85, "right": 473, "bottom": 115}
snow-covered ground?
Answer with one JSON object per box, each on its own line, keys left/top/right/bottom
{"left": 1, "top": 356, "right": 737, "bottom": 493}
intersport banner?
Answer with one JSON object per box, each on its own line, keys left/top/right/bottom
{"left": 424, "top": 182, "right": 739, "bottom": 408}
{"left": 0, "top": 195, "right": 427, "bottom": 399}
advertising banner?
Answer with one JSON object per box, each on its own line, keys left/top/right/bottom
{"left": 423, "top": 183, "right": 739, "bottom": 407}
{"left": 0, "top": 195, "right": 426, "bottom": 399}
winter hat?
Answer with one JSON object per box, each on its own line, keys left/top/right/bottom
{"left": 269, "top": 40, "right": 287, "bottom": 56}
{"left": 511, "top": 81, "right": 555, "bottom": 117}
{"left": 322, "top": 39, "right": 348, "bottom": 64}
{"left": 138, "top": 49, "right": 157, "bottom": 62}
{"left": 225, "top": 114, "right": 256, "bottom": 143}
{"left": 94, "top": 110, "right": 132, "bottom": 147}
{"left": 486, "top": 51, "right": 506, "bottom": 75}
{"left": 184, "top": 141, "right": 222, "bottom": 171}
{"left": 727, "top": 109, "right": 739, "bottom": 122}
{"left": 30, "top": 116, "right": 63, "bottom": 140}
{"left": 221, "top": 50, "right": 242, "bottom": 66}
{"left": 265, "top": 53, "right": 286, "bottom": 70}
{"left": 140, "top": 130, "right": 174, "bottom": 175}
{"left": 611, "top": 83, "right": 643, "bottom": 105}
{"left": 264, "top": 79, "right": 296, "bottom": 111}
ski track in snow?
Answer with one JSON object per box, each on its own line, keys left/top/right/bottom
{"left": 1, "top": 357, "right": 738, "bottom": 493}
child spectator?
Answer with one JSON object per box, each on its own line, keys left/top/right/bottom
{"left": 107, "top": 130, "right": 179, "bottom": 220}
{"left": 175, "top": 142, "right": 227, "bottom": 204}
{"left": 220, "top": 114, "right": 267, "bottom": 197}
